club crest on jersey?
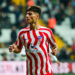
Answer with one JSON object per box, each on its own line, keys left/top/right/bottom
{"left": 38, "top": 36, "right": 42, "bottom": 41}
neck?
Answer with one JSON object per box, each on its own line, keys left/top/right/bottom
{"left": 30, "top": 22, "right": 40, "bottom": 30}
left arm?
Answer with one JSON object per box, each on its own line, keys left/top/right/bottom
{"left": 49, "top": 52, "right": 60, "bottom": 66}
{"left": 48, "top": 29, "right": 57, "bottom": 55}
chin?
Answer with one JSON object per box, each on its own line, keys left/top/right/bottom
{"left": 27, "top": 22, "right": 31, "bottom": 24}
{"left": 27, "top": 20, "right": 31, "bottom": 23}
{"left": 28, "top": 21, "right": 32, "bottom": 24}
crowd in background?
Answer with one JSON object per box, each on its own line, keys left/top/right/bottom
{"left": 0, "top": 0, "right": 75, "bottom": 61}
{"left": 35, "top": 0, "right": 75, "bottom": 28}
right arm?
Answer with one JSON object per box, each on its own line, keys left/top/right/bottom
{"left": 9, "top": 31, "right": 23, "bottom": 53}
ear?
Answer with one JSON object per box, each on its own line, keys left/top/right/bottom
{"left": 36, "top": 13, "right": 39, "bottom": 19}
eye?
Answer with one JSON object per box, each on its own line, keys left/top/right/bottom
{"left": 28, "top": 13, "right": 32, "bottom": 15}
{"left": 26, "top": 12, "right": 33, "bottom": 16}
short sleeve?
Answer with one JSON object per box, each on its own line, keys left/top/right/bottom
{"left": 15, "top": 31, "right": 23, "bottom": 49}
{"left": 47, "top": 29, "right": 56, "bottom": 48}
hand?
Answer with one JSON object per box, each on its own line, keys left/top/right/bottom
{"left": 9, "top": 44, "right": 16, "bottom": 52}
{"left": 52, "top": 48, "right": 57, "bottom": 55}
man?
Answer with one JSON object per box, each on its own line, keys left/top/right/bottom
{"left": 9, "top": 6, "right": 57, "bottom": 75}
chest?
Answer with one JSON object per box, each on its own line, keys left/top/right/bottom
{"left": 23, "top": 30, "right": 47, "bottom": 46}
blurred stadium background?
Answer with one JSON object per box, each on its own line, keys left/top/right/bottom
{"left": 0, "top": 0, "right": 75, "bottom": 75}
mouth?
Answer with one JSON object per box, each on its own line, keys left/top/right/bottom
{"left": 26, "top": 18, "right": 31, "bottom": 23}
{"left": 26, "top": 18, "right": 30, "bottom": 20}
{"left": 27, "top": 19, "right": 30, "bottom": 22}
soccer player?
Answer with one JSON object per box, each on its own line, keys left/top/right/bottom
{"left": 9, "top": 6, "right": 57, "bottom": 75}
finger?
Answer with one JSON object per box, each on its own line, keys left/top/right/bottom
{"left": 12, "top": 48, "right": 15, "bottom": 52}
{"left": 9, "top": 49, "right": 12, "bottom": 52}
{"left": 9, "top": 46, "right": 13, "bottom": 52}
{"left": 9, "top": 47, "right": 12, "bottom": 50}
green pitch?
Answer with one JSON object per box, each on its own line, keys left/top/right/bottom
{"left": 53, "top": 73, "right": 75, "bottom": 75}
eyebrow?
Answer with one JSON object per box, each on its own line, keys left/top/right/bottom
{"left": 26, "top": 12, "right": 33, "bottom": 14}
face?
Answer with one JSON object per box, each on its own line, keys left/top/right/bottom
{"left": 26, "top": 11, "right": 39, "bottom": 24}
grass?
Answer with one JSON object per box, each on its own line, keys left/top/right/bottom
{"left": 53, "top": 73, "right": 75, "bottom": 75}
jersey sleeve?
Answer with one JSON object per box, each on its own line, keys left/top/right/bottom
{"left": 15, "top": 31, "right": 23, "bottom": 49}
{"left": 48, "top": 29, "right": 56, "bottom": 48}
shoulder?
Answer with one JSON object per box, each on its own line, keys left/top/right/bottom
{"left": 19, "top": 26, "right": 30, "bottom": 36}
{"left": 40, "top": 26, "right": 52, "bottom": 33}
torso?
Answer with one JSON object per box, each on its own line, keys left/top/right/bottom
{"left": 19, "top": 26, "right": 54, "bottom": 75}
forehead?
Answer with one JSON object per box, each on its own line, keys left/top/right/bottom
{"left": 26, "top": 11, "right": 35, "bottom": 14}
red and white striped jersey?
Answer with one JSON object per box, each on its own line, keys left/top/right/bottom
{"left": 15, "top": 26, "right": 56, "bottom": 75}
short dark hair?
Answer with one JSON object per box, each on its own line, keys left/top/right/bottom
{"left": 26, "top": 6, "right": 41, "bottom": 15}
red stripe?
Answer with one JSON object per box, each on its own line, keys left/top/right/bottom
{"left": 49, "top": 29, "right": 56, "bottom": 42}
{"left": 39, "top": 28, "right": 56, "bottom": 45}
{"left": 32, "top": 30, "right": 38, "bottom": 46}
{"left": 27, "top": 32, "right": 32, "bottom": 49}
{"left": 23, "top": 26, "right": 30, "bottom": 29}
{"left": 27, "top": 54, "right": 33, "bottom": 75}
{"left": 39, "top": 32, "right": 48, "bottom": 73}
{"left": 38, "top": 52, "right": 44, "bottom": 75}
{"left": 30, "top": 53, "right": 38, "bottom": 75}
{"left": 26, "top": 60, "right": 28, "bottom": 75}
{"left": 23, "top": 35, "right": 25, "bottom": 44}
{"left": 16, "top": 34, "right": 22, "bottom": 49}
{"left": 45, "top": 40, "right": 49, "bottom": 53}
{"left": 15, "top": 41, "right": 17, "bottom": 45}
{"left": 15, "top": 27, "right": 30, "bottom": 47}
{"left": 48, "top": 54, "right": 51, "bottom": 64}
{"left": 19, "top": 27, "right": 30, "bottom": 36}
{"left": 44, "top": 33, "right": 54, "bottom": 46}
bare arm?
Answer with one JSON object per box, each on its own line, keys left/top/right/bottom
{"left": 50, "top": 52, "right": 60, "bottom": 66}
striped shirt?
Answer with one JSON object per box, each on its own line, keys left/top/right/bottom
{"left": 15, "top": 26, "right": 56, "bottom": 75}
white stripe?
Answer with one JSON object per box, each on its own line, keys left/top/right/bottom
{"left": 42, "top": 33, "right": 47, "bottom": 52}
{"left": 42, "top": 33, "right": 52, "bottom": 73}
{"left": 37, "top": 46, "right": 47, "bottom": 74}
{"left": 42, "top": 39, "right": 52, "bottom": 73}
{"left": 24, "top": 33, "right": 28, "bottom": 50}
{"left": 27, "top": 53, "right": 35, "bottom": 75}
{"left": 29, "top": 30, "right": 41, "bottom": 75}
{"left": 27, "top": 30, "right": 41, "bottom": 75}
{"left": 48, "top": 58, "right": 52, "bottom": 73}
{"left": 29, "top": 31, "right": 35, "bottom": 49}
{"left": 39, "top": 30, "right": 56, "bottom": 46}
{"left": 27, "top": 56, "right": 30, "bottom": 75}
{"left": 35, "top": 30, "right": 46, "bottom": 74}
{"left": 18, "top": 27, "right": 30, "bottom": 46}
{"left": 19, "top": 28, "right": 29, "bottom": 32}
{"left": 17, "top": 28, "right": 29, "bottom": 46}
{"left": 34, "top": 53, "right": 41, "bottom": 75}
{"left": 42, "top": 31, "right": 52, "bottom": 73}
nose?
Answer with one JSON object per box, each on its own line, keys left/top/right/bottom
{"left": 26, "top": 14, "right": 29, "bottom": 18}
